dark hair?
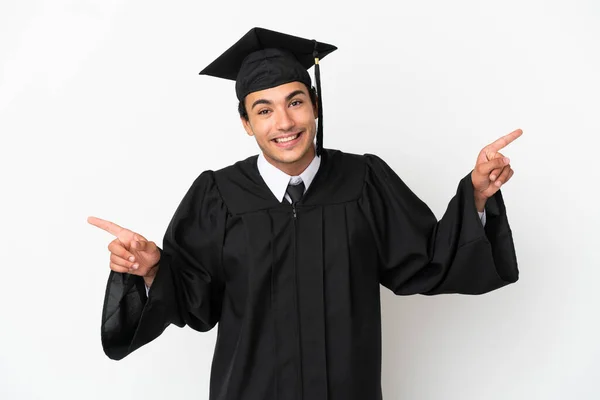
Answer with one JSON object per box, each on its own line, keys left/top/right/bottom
{"left": 238, "top": 84, "right": 318, "bottom": 120}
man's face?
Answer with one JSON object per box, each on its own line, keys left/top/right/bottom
{"left": 241, "top": 81, "right": 318, "bottom": 172}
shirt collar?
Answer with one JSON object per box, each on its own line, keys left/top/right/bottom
{"left": 257, "top": 150, "right": 321, "bottom": 203}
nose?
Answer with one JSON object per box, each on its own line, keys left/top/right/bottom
{"left": 275, "top": 108, "right": 295, "bottom": 132}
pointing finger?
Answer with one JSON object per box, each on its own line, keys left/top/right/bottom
{"left": 88, "top": 216, "right": 124, "bottom": 237}
{"left": 487, "top": 129, "right": 523, "bottom": 152}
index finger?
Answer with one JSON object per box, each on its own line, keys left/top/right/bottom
{"left": 87, "top": 216, "right": 124, "bottom": 237}
{"left": 488, "top": 129, "right": 523, "bottom": 152}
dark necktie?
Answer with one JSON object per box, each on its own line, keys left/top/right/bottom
{"left": 286, "top": 180, "right": 305, "bottom": 205}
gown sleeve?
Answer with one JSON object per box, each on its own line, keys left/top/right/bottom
{"left": 101, "top": 171, "right": 227, "bottom": 360}
{"left": 360, "top": 154, "right": 518, "bottom": 296}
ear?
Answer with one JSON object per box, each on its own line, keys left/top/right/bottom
{"left": 313, "top": 95, "right": 319, "bottom": 119}
{"left": 241, "top": 116, "right": 254, "bottom": 137}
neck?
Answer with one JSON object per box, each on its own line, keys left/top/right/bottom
{"left": 264, "top": 146, "right": 316, "bottom": 176}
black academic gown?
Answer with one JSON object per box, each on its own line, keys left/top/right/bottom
{"left": 101, "top": 149, "right": 518, "bottom": 400}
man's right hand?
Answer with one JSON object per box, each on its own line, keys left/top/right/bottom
{"left": 87, "top": 216, "right": 161, "bottom": 288}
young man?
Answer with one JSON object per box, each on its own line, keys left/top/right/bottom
{"left": 89, "top": 27, "right": 520, "bottom": 400}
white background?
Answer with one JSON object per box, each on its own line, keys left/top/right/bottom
{"left": 1, "top": 0, "right": 598, "bottom": 399}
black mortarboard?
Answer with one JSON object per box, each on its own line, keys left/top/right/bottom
{"left": 199, "top": 27, "right": 337, "bottom": 156}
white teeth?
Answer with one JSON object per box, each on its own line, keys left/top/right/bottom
{"left": 275, "top": 134, "right": 299, "bottom": 143}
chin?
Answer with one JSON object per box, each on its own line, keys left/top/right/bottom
{"left": 281, "top": 145, "right": 313, "bottom": 163}
{"left": 270, "top": 152, "right": 301, "bottom": 165}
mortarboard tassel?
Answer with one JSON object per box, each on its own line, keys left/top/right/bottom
{"left": 313, "top": 40, "right": 324, "bottom": 157}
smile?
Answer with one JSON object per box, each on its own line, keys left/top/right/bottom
{"left": 272, "top": 131, "right": 303, "bottom": 146}
{"left": 275, "top": 134, "right": 299, "bottom": 143}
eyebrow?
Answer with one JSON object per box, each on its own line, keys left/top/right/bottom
{"left": 250, "top": 89, "right": 308, "bottom": 110}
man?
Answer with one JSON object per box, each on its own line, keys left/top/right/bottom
{"left": 88, "top": 27, "right": 520, "bottom": 400}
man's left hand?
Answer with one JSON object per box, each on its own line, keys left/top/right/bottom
{"left": 471, "top": 128, "right": 523, "bottom": 212}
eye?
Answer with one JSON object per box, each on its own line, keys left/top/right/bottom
{"left": 289, "top": 100, "right": 303, "bottom": 107}
{"left": 258, "top": 109, "right": 271, "bottom": 115}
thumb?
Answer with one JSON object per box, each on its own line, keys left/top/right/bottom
{"left": 131, "top": 239, "right": 147, "bottom": 251}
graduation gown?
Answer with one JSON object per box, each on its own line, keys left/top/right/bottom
{"left": 101, "top": 148, "right": 518, "bottom": 400}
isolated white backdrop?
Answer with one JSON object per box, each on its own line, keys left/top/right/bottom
{"left": 1, "top": 0, "right": 598, "bottom": 399}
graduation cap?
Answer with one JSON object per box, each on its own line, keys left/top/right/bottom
{"left": 199, "top": 27, "right": 337, "bottom": 156}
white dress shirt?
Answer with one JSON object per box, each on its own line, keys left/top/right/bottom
{"left": 257, "top": 151, "right": 321, "bottom": 203}
{"left": 145, "top": 153, "right": 486, "bottom": 295}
